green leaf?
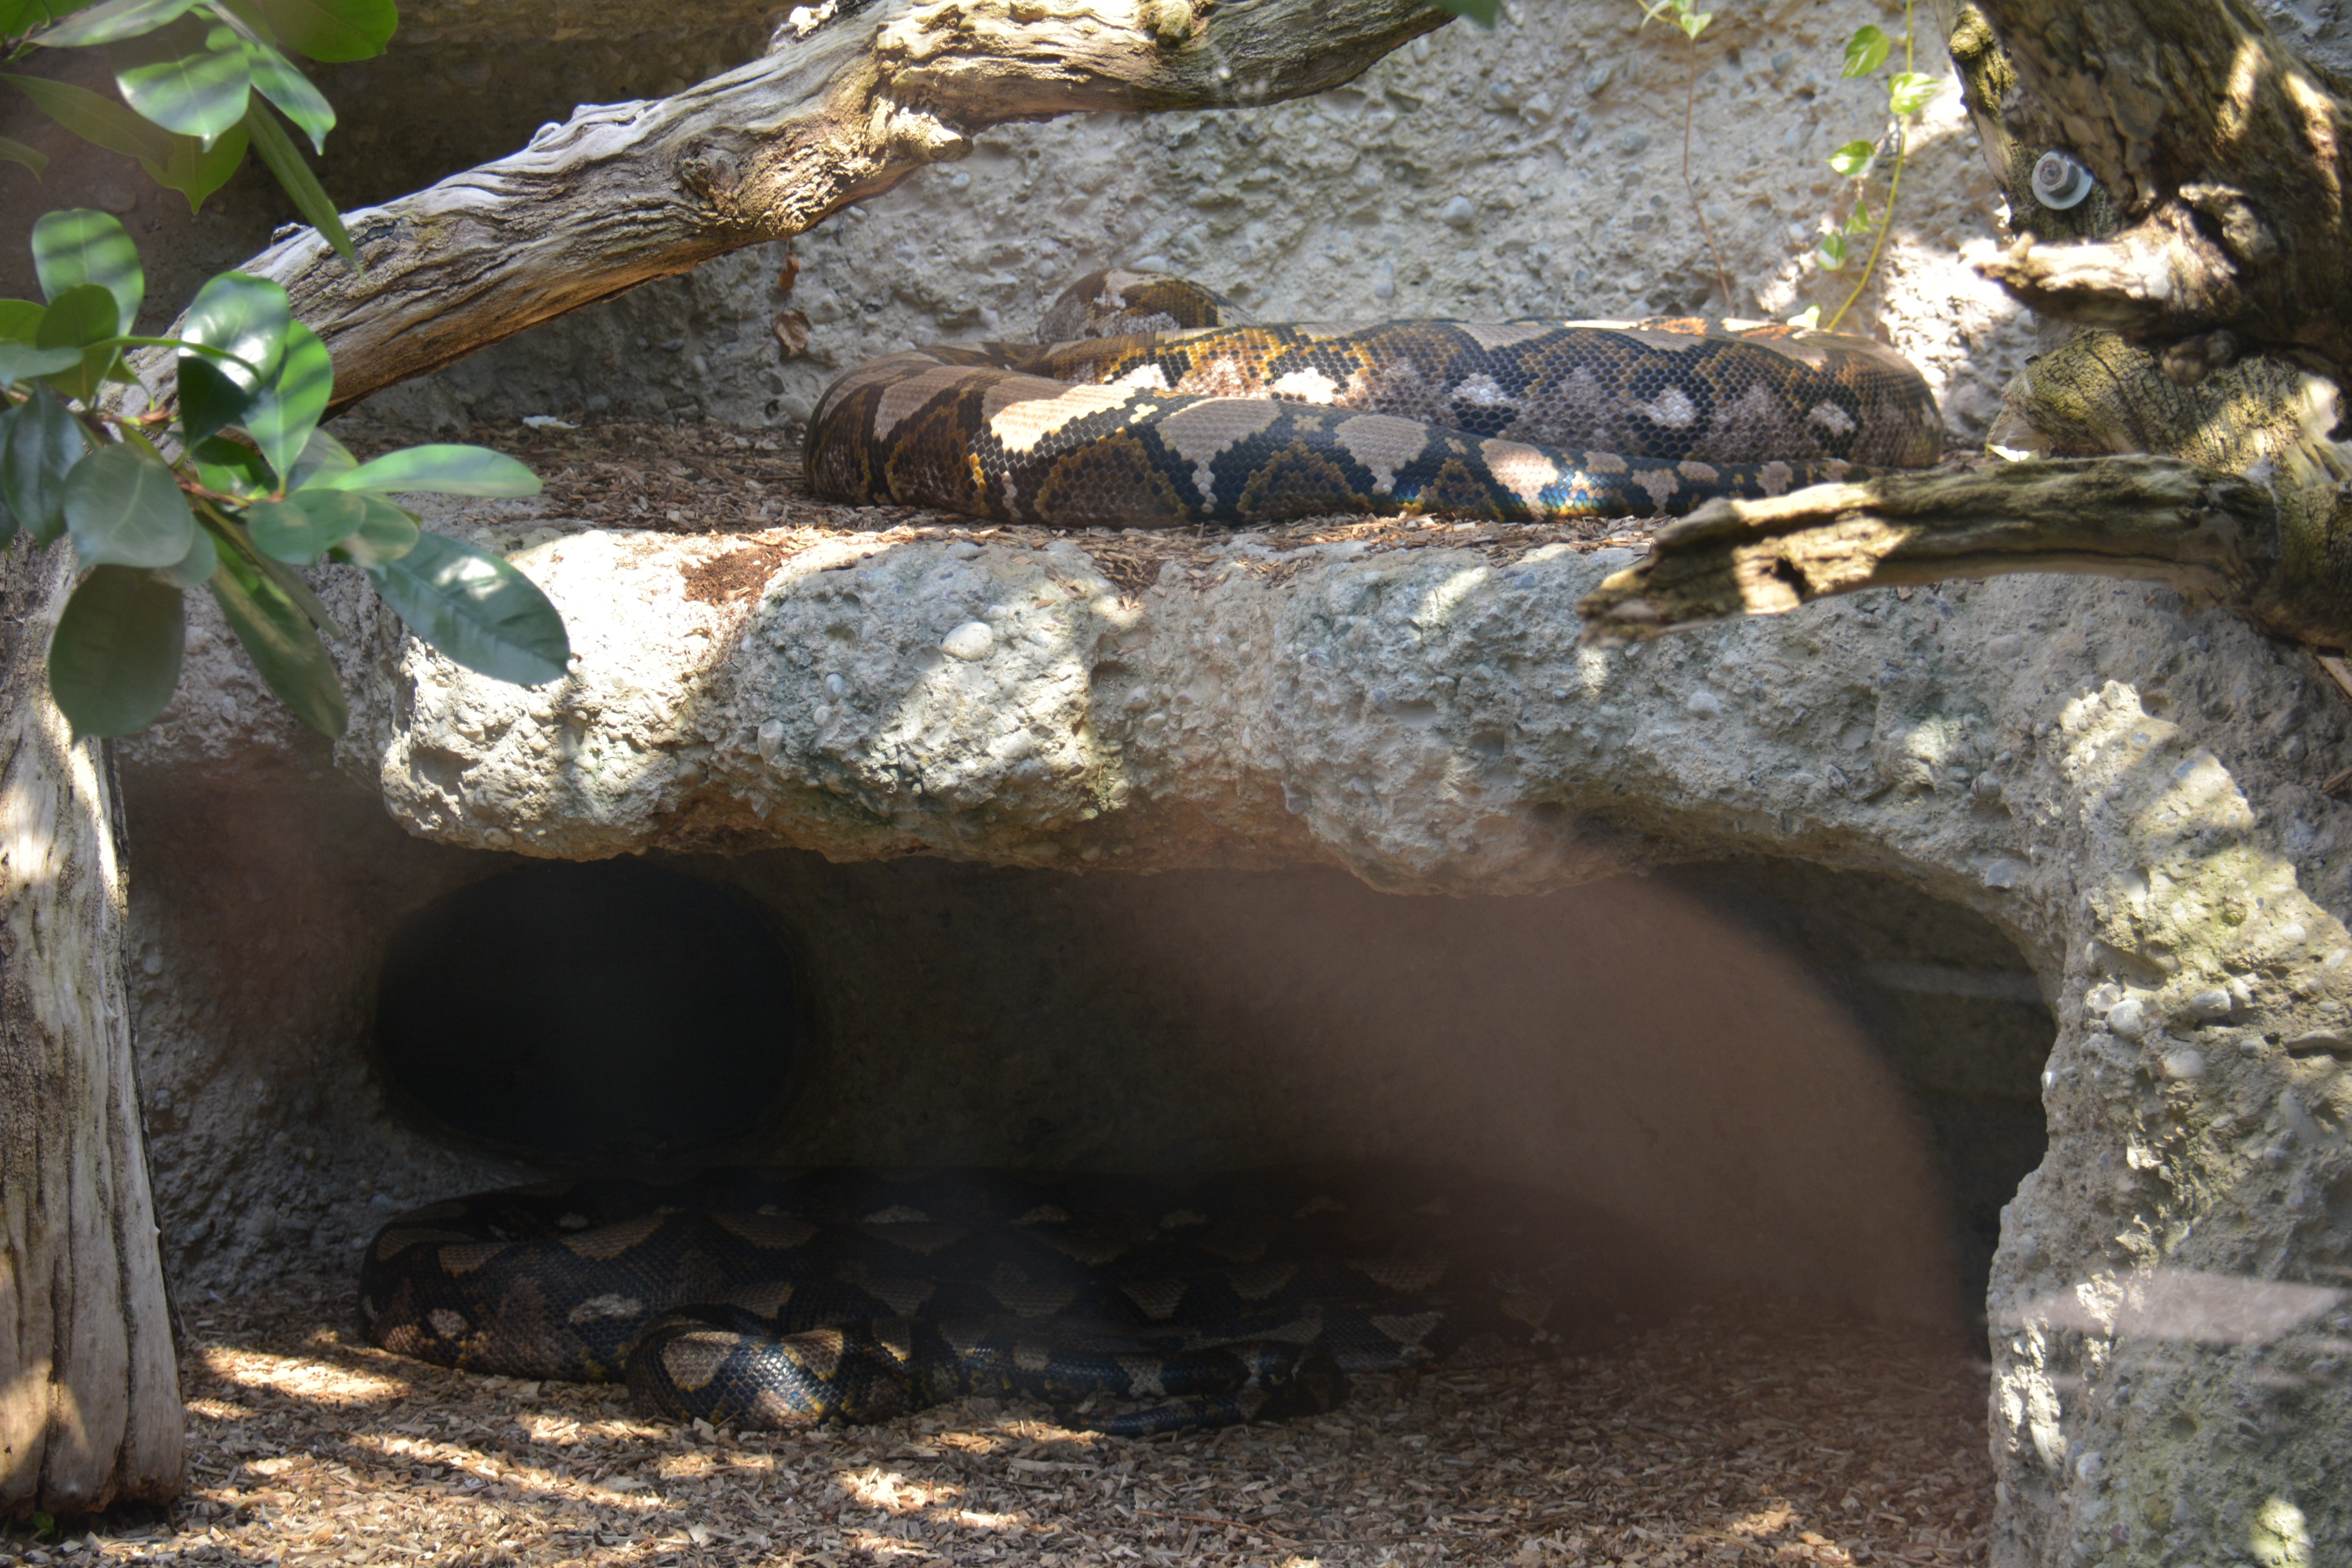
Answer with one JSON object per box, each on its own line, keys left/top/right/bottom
{"left": 285, "top": 424, "right": 353, "bottom": 489}
{"left": 175, "top": 269, "right": 285, "bottom": 383}
{"left": 1, "top": 72, "right": 178, "bottom": 163}
{"left": 208, "top": 546, "right": 345, "bottom": 733}
{"left": 174, "top": 269, "right": 286, "bottom": 442}
{"left": 139, "top": 115, "right": 245, "bottom": 210}
{"left": 47, "top": 563, "right": 186, "bottom": 738}
{"left": 153, "top": 519, "right": 217, "bottom": 587}
{"left": 1419, "top": 0, "right": 1496, "bottom": 25}
{"left": 1816, "top": 231, "right": 1847, "bottom": 270}
{"left": 109, "top": 15, "right": 251, "bottom": 139}
{"left": 243, "top": 318, "right": 328, "bottom": 481}
{"left": 29, "top": 0, "right": 202, "bottom": 45}
{"left": 1845, "top": 200, "right": 1874, "bottom": 235}
{"left": 239, "top": 98, "right": 352, "bottom": 263}
{"left": 31, "top": 209, "right": 143, "bottom": 333}
{"left": 366, "top": 531, "right": 569, "bottom": 686}
{"left": 0, "top": 387, "right": 88, "bottom": 540}
{"left": 1677, "top": 6, "right": 1709, "bottom": 41}
{"left": 0, "top": 1, "right": 96, "bottom": 32}
{"left": 243, "top": 0, "right": 392, "bottom": 61}
{"left": 253, "top": 550, "right": 340, "bottom": 637}
{"left": 1888, "top": 71, "right": 1940, "bottom": 115}
{"left": 247, "top": 485, "right": 360, "bottom": 561}
{"left": 1842, "top": 24, "right": 1890, "bottom": 78}
{"left": 328, "top": 492, "right": 415, "bottom": 565}
{"left": 1786, "top": 304, "right": 1823, "bottom": 330}
{"left": 4, "top": 71, "right": 246, "bottom": 210}
{"left": 188, "top": 434, "right": 270, "bottom": 494}
{"left": 35, "top": 283, "right": 122, "bottom": 350}
{"left": 0, "top": 300, "right": 44, "bottom": 344}
{"left": 232, "top": 29, "right": 330, "bottom": 150}
{"left": 327, "top": 444, "right": 541, "bottom": 499}
{"left": 0, "top": 135, "right": 49, "bottom": 176}
{"left": 0, "top": 343, "right": 83, "bottom": 384}
{"left": 62, "top": 442, "right": 195, "bottom": 567}
{"left": 32, "top": 292, "right": 123, "bottom": 401}
{"left": 1828, "top": 138, "right": 1875, "bottom": 177}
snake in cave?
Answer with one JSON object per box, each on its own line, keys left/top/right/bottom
{"left": 803, "top": 270, "right": 1942, "bottom": 527}
{"left": 359, "top": 1164, "right": 1636, "bottom": 1436}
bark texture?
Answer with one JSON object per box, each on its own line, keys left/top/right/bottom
{"left": 1574, "top": 456, "right": 2297, "bottom": 641}
{"left": 229, "top": 0, "right": 1444, "bottom": 413}
{"left": 0, "top": 544, "right": 183, "bottom": 1517}
{"left": 1963, "top": 0, "right": 2352, "bottom": 380}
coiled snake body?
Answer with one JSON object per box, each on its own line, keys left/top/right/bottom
{"left": 359, "top": 1165, "right": 1623, "bottom": 1436}
{"left": 805, "top": 270, "right": 1942, "bottom": 526}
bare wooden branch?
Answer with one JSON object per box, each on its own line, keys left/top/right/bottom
{"left": 1570, "top": 458, "right": 2322, "bottom": 644}
{"left": 233, "top": 0, "right": 1443, "bottom": 412}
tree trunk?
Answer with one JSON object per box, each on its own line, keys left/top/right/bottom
{"left": 209, "top": 0, "right": 1442, "bottom": 413}
{"left": 0, "top": 541, "right": 183, "bottom": 1517}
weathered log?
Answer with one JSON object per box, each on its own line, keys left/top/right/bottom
{"left": 0, "top": 545, "right": 183, "bottom": 1517}
{"left": 227, "top": 0, "right": 1444, "bottom": 412}
{"left": 1568, "top": 456, "right": 2339, "bottom": 643}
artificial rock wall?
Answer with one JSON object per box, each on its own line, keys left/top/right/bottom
{"left": 34, "top": 0, "right": 2352, "bottom": 1563}
{"left": 121, "top": 502, "right": 2352, "bottom": 1568}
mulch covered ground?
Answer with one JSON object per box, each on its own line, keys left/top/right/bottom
{"left": 11, "top": 1272, "right": 1995, "bottom": 1568}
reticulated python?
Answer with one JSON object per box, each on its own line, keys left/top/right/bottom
{"left": 359, "top": 1165, "right": 1623, "bottom": 1435}
{"left": 804, "top": 270, "right": 1942, "bottom": 527}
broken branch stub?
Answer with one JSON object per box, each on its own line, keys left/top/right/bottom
{"left": 1959, "top": 0, "right": 2352, "bottom": 383}
{"left": 1572, "top": 458, "right": 2316, "bottom": 644}
{"left": 232, "top": 0, "right": 1444, "bottom": 413}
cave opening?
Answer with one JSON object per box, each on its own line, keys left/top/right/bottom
{"left": 361, "top": 849, "right": 2051, "bottom": 1323}
{"left": 372, "top": 858, "right": 802, "bottom": 1161}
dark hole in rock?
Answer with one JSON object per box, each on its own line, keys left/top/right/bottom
{"left": 372, "top": 860, "right": 799, "bottom": 1160}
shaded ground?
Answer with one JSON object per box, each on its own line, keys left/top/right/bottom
{"left": 8, "top": 1272, "right": 1994, "bottom": 1567}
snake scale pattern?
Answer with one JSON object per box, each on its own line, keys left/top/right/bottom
{"left": 359, "top": 1165, "right": 1623, "bottom": 1436}
{"left": 804, "top": 270, "right": 1943, "bottom": 527}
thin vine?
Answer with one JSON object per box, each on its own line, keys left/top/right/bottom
{"left": 1640, "top": 0, "right": 1734, "bottom": 314}
{"left": 1805, "top": 0, "right": 1942, "bottom": 329}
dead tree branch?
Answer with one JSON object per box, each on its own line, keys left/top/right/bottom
{"left": 1569, "top": 457, "right": 2342, "bottom": 644}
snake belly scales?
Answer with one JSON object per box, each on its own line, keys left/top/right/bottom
{"left": 803, "top": 269, "right": 1942, "bottom": 527}
{"left": 359, "top": 1165, "right": 1625, "bottom": 1436}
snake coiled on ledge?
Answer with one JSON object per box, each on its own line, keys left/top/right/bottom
{"left": 804, "top": 270, "right": 1942, "bottom": 527}
{"left": 359, "top": 1165, "right": 1629, "bottom": 1436}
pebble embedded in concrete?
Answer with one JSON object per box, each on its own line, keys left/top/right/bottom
{"left": 943, "top": 622, "right": 995, "bottom": 661}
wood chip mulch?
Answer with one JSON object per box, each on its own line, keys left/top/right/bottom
{"left": 8, "top": 1271, "right": 1995, "bottom": 1568}
{"left": 339, "top": 418, "right": 1659, "bottom": 606}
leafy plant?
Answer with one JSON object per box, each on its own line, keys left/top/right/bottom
{"left": 0, "top": 0, "right": 399, "bottom": 262}
{"left": 0, "top": 209, "right": 569, "bottom": 739}
{"left": 1796, "top": 0, "right": 1940, "bottom": 329}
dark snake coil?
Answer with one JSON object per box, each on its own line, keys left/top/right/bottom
{"left": 359, "top": 1165, "right": 1627, "bottom": 1436}
{"left": 804, "top": 270, "right": 1942, "bottom": 527}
